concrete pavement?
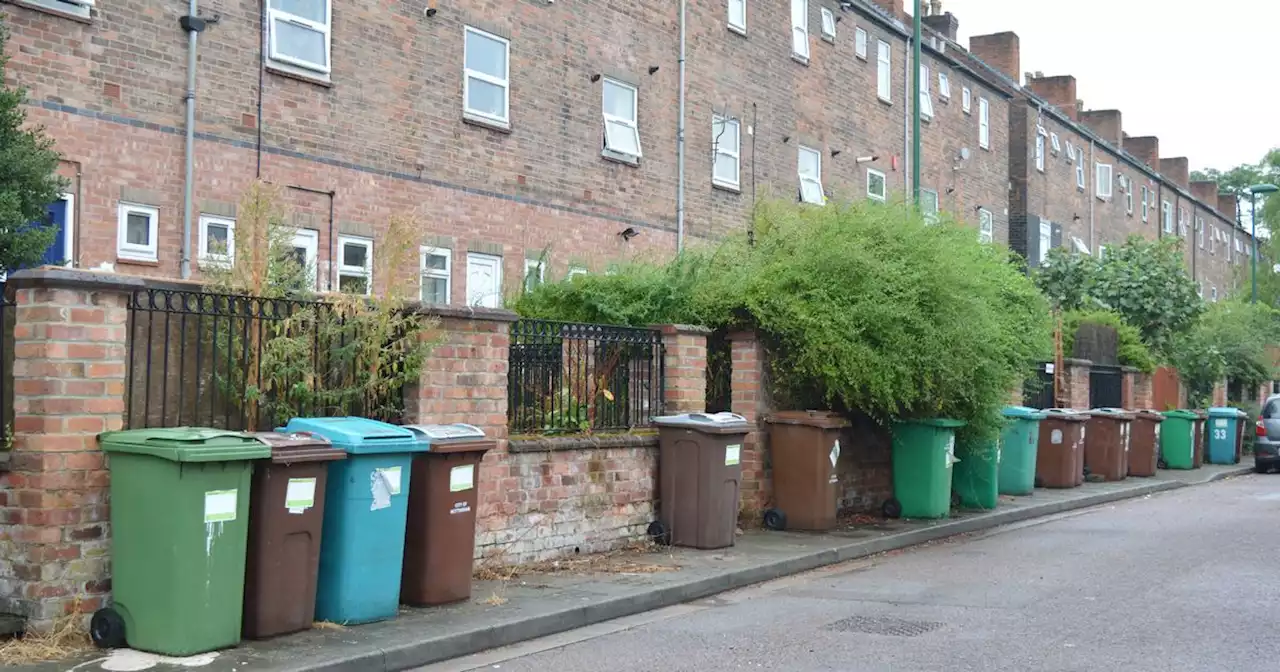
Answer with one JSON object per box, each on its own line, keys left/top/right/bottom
{"left": 26, "top": 460, "right": 1255, "bottom": 672}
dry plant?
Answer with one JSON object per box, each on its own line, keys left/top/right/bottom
{"left": 311, "top": 620, "right": 347, "bottom": 631}
{"left": 0, "top": 601, "right": 91, "bottom": 665}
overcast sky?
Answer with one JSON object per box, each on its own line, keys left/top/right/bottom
{"left": 944, "top": 0, "right": 1280, "bottom": 173}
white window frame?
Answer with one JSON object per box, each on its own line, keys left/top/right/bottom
{"left": 712, "top": 114, "right": 741, "bottom": 190}
{"left": 820, "top": 7, "right": 836, "bottom": 40}
{"left": 1162, "top": 200, "right": 1174, "bottom": 234}
{"left": 1178, "top": 207, "right": 1188, "bottom": 236}
{"left": 602, "top": 78, "right": 642, "bottom": 161}
{"left": 1038, "top": 221, "right": 1053, "bottom": 264}
{"left": 938, "top": 72, "right": 951, "bottom": 101}
{"left": 1050, "top": 132, "right": 1061, "bottom": 154}
{"left": 1099, "top": 244, "right": 1109, "bottom": 260}
{"left": 798, "top": 145, "right": 824, "bottom": 205}
{"left": 920, "top": 188, "right": 939, "bottom": 223}
{"left": 854, "top": 27, "right": 868, "bottom": 59}
{"left": 1125, "top": 181, "right": 1134, "bottom": 215}
{"left": 978, "top": 98, "right": 990, "bottom": 149}
{"left": 866, "top": 168, "right": 887, "bottom": 202}
{"left": 1142, "top": 186, "right": 1150, "bottom": 222}
{"left": 117, "top": 203, "right": 159, "bottom": 262}
{"left": 1075, "top": 152, "right": 1087, "bottom": 190}
{"left": 1207, "top": 224, "right": 1213, "bottom": 253}
{"left": 466, "top": 252, "right": 504, "bottom": 308}
{"left": 1236, "top": 237, "right": 1244, "bottom": 254}
{"left": 462, "top": 27, "right": 510, "bottom": 127}
{"left": 1035, "top": 135, "right": 1045, "bottom": 172}
{"left": 961, "top": 86, "right": 971, "bottom": 114}
{"left": 337, "top": 234, "right": 373, "bottom": 296}
{"left": 266, "top": 0, "right": 332, "bottom": 75}
{"left": 919, "top": 64, "right": 934, "bottom": 121}
{"left": 791, "top": 0, "right": 810, "bottom": 60}
{"left": 290, "top": 228, "right": 319, "bottom": 290}
{"left": 420, "top": 246, "right": 452, "bottom": 305}
{"left": 978, "top": 208, "right": 994, "bottom": 243}
{"left": 567, "top": 265, "right": 589, "bottom": 279}
{"left": 1095, "top": 162, "right": 1113, "bottom": 200}
{"left": 1211, "top": 286, "right": 1218, "bottom": 302}
{"left": 27, "top": 0, "right": 92, "bottom": 18}
{"left": 877, "top": 40, "right": 892, "bottom": 102}
{"left": 197, "top": 215, "right": 236, "bottom": 268}
{"left": 523, "top": 258, "right": 546, "bottom": 291}
{"left": 727, "top": 0, "right": 747, "bottom": 34}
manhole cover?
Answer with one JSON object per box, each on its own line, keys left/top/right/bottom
{"left": 827, "top": 615, "right": 944, "bottom": 637}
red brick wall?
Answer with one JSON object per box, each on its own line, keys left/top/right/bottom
{"left": 729, "top": 331, "right": 769, "bottom": 515}
{"left": 658, "top": 325, "right": 710, "bottom": 414}
{"left": 1134, "top": 371, "right": 1154, "bottom": 410}
{"left": 834, "top": 418, "right": 893, "bottom": 515}
{"left": 1062, "top": 359, "right": 1091, "bottom": 409}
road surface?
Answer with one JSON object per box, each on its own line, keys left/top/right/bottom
{"left": 418, "top": 474, "right": 1277, "bottom": 672}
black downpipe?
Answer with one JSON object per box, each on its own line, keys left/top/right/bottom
{"left": 286, "top": 185, "right": 336, "bottom": 291}
{"left": 256, "top": 0, "right": 265, "bottom": 178}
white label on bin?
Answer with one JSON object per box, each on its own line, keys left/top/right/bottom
{"left": 1044, "top": 363, "right": 1055, "bottom": 374}
{"left": 450, "top": 464, "right": 475, "bottom": 493}
{"left": 996, "top": 440, "right": 1003, "bottom": 465}
{"left": 1214, "top": 418, "right": 1228, "bottom": 428}
{"left": 1051, "top": 429, "right": 1063, "bottom": 445}
{"left": 725, "top": 444, "right": 742, "bottom": 466}
{"left": 370, "top": 471, "right": 393, "bottom": 511}
{"left": 830, "top": 440, "right": 842, "bottom": 468}
{"left": 285, "top": 478, "right": 317, "bottom": 514}
{"left": 945, "top": 436, "right": 957, "bottom": 467}
{"left": 377, "top": 467, "right": 403, "bottom": 495}
{"left": 204, "top": 490, "right": 237, "bottom": 524}
{"left": 451, "top": 501, "right": 471, "bottom": 515}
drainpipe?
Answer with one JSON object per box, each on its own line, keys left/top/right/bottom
{"left": 675, "top": 0, "right": 686, "bottom": 253}
{"left": 911, "top": 0, "right": 922, "bottom": 205}
{"left": 902, "top": 40, "right": 911, "bottom": 195}
{"left": 1088, "top": 139, "right": 1095, "bottom": 254}
{"left": 179, "top": 5, "right": 211, "bottom": 279}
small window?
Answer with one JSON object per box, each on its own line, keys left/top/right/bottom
{"left": 466, "top": 252, "right": 503, "bottom": 308}
{"left": 1071, "top": 236, "right": 1091, "bottom": 256}
{"left": 420, "top": 247, "right": 452, "bottom": 305}
{"left": 25, "top": 0, "right": 92, "bottom": 19}
{"left": 920, "top": 189, "right": 939, "bottom": 223}
{"left": 117, "top": 203, "right": 159, "bottom": 262}
{"left": 1066, "top": 142, "right": 1076, "bottom": 162}
{"left": 1198, "top": 281, "right": 1205, "bottom": 298}
{"left": 1038, "top": 221, "right": 1052, "bottom": 264}
{"left": 854, "top": 27, "right": 868, "bottom": 59}
{"left": 938, "top": 72, "right": 951, "bottom": 101}
{"left": 978, "top": 98, "right": 990, "bottom": 149}
{"left": 1142, "top": 186, "right": 1150, "bottom": 222}
{"left": 267, "top": 0, "right": 331, "bottom": 75}
{"left": 1075, "top": 153, "right": 1086, "bottom": 190}
{"left": 1035, "top": 135, "right": 1045, "bottom": 172}
{"left": 198, "top": 215, "right": 235, "bottom": 268}
{"left": 877, "top": 40, "right": 892, "bottom": 102}
{"left": 1099, "top": 244, "right": 1109, "bottom": 260}
{"left": 791, "top": 0, "right": 810, "bottom": 60}
{"left": 602, "top": 78, "right": 642, "bottom": 162}
{"left": 1211, "top": 286, "right": 1218, "bottom": 302}
{"left": 919, "top": 65, "right": 934, "bottom": 121}
{"left": 290, "top": 228, "right": 319, "bottom": 290}
{"left": 1162, "top": 201, "right": 1174, "bottom": 234}
{"left": 798, "top": 145, "right": 824, "bottom": 205}
{"left": 337, "top": 235, "right": 373, "bottom": 295}
{"left": 867, "top": 168, "right": 887, "bottom": 202}
{"left": 1237, "top": 237, "right": 1244, "bottom": 254}
{"left": 820, "top": 7, "right": 836, "bottom": 41}
{"left": 978, "top": 208, "right": 994, "bottom": 243}
{"left": 728, "top": 0, "right": 747, "bottom": 33}
{"left": 1050, "top": 133, "right": 1061, "bottom": 154}
{"left": 712, "top": 115, "right": 741, "bottom": 190}
{"left": 962, "top": 86, "right": 971, "bottom": 113}
{"left": 1095, "top": 163, "right": 1113, "bottom": 200}
{"left": 1125, "top": 182, "right": 1134, "bottom": 216}
{"left": 1178, "top": 207, "right": 1188, "bottom": 236}
{"left": 523, "top": 258, "right": 546, "bottom": 292}
{"left": 1206, "top": 224, "right": 1213, "bottom": 253}
{"left": 463, "top": 27, "right": 510, "bottom": 127}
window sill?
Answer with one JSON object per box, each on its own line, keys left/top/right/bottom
{"left": 116, "top": 256, "right": 159, "bottom": 267}
{"left": 821, "top": 35, "right": 835, "bottom": 44}
{"left": 463, "top": 113, "right": 512, "bottom": 134}
{"left": 878, "top": 96, "right": 893, "bottom": 106}
{"left": 198, "top": 259, "right": 232, "bottom": 271}
{"left": 868, "top": 196, "right": 887, "bottom": 203}
{"left": 855, "top": 53, "right": 868, "bottom": 61}
{"left": 728, "top": 24, "right": 747, "bottom": 37}
{"left": 601, "top": 150, "right": 640, "bottom": 167}
{"left": 713, "top": 181, "right": 742, "bottom": 195}
{"left": 266, "top": 64, "right": 334, "bottom": 89}
{"left": 791, "top": 53, "right": 810, "bottom": 66}
{"left": 5, "top": 0, "right": 92, "bottom": 22}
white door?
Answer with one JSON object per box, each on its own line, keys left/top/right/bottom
{"left": 466, "top": 253, "right": 503, "bottom": 308}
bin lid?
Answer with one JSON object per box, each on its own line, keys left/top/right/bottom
{"left": 896, "top": 417, "right": 966, "bottom": 428}
{"left": 98, "top": 427, "right": 272, "bottom": 463}
{"left": 652, "top": 412, "right": 750, "bottom": 434}
{"left": 1089, "top": 407, "right": 1135, "bottom": 420}
{"left": 403, "top": 424, "right": 494, "bottom": 453}
{"left": 251, "top": 431, "right": 347, "bottom": 464}
{"left": 1002, "top": 406, "right": 1047, "bottom": 420}
{"left": 765, "top": 410, "right": 850, "bottom": 429}
{"left": 1043, "top": 408, "right": 1089, "bottom": 422}
{"left": 1208, "top": 406, "right": 1244, "bottom": 418}
{"left": 281, "top": 417, "right": 422, "bottom": 455}
{"left": 1161, "top": 409, "right": 1199, "bottom": 420}
{"left": 1134, "top": 410, "right": 1166, "bottom": 421}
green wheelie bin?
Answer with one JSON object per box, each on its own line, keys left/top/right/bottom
{"left": 886, "top": 418, "right": 965, "bottom": 519}
{"left": 92, "top": 428, "right": 271, "bottom": 656}
{"left": 952, "top": 432, "right": 999, "bottom": 510}
{"left": 1159, "top": 410, "right": 1198, "bottom": 470}
{"left": 997, "top": 406, "right": 1046, "bottom": 496}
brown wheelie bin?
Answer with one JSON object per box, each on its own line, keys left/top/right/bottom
{"left": 1035, "top": 409, "right": 1088, "bottom": 488}
{"left": 1084, "top": 409, "right": 1133, "bottom": 481}
{"left": 1192, "top": 410, "right": 1207, "bottom": 468}
{"left": 243, "top": 431, "right": 346, "bottom": 639}
{"left": 1127, "top": 410, "right": 1164, "bottom": 477}
{"left": 763, "top": 411, "right": 850, "bottom": 532}
{"left": 652, "top": 412, "right": 750, "bottom": 550}
{"left": 401, "top": 424, "right": 495, "bottom": 606}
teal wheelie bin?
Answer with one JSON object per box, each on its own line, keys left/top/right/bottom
{"left": 997, "top": 406, "right": 1046, "bottom": 496}
{"left": 1160, "top": 410, "right": 1198, "bottom": 469}
{"left": 886, "top": 418, "right": 965, "bottom": 519}
{"left": 1206, "top": 407, "right": 1244, "bottom": 465}
{"left": 282, "top": 417, "right": 425, "bottom": 625}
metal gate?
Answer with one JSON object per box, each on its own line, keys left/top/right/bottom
{"left": 1089, "top": 364, "right": 1123, "bottom": 409}
{"left": 1023, "top": 362, "right": 1055, "bottom": 409}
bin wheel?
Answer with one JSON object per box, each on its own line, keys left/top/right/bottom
{"left": 882, "top": 498, "right": 903, "bottom": 519}
{"left": 1034, "top": 477, "right": 1044, "bottom": 488}
{"left": 1157, "top": 458, "right": 1168, "bottom": 470}
{"left": 950, "top": 492, "right": 962, "bottom": 509}
{"left": 762, "top": 508, "right": 787, "bottom": 531}
{"left": 646, "top": 520, "right": 671, "bottom": 546}
{"left": 90, "top": 608, "right": 126, "bottom": 649}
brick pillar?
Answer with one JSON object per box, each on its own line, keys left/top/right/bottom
{"left": 1134, "top": 371, "right": 1154, "bottom": 410}
{"left": 728, "top": 331, "right": 770, "bottom": 514}
{"left": 1062, "top": 358, "right": 1092, "bottom": 409}
{"left": 1212, "top": 381, "right": 1227, "bottom": 407}
{"left": 0, "top": 269, "right": 139, "bottom": 630}
{"left": 1121, "top": 367, "right": 1137, "bottom": 410}
{"left": 654, "top": 325, "right": 710, "bottom": 414}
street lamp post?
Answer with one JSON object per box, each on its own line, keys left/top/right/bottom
{"left": 1248, "top": 183, "right": 1279, "bottom": 304}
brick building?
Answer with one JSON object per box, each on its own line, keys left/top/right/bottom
{"left": 0, "top": 0, "right": 1248, "bottom": 299}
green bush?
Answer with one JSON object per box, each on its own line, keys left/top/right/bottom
{"left": 1061, "top": 309, "right": 1157, "bottom": 373}
{"left": 1169, "top": 299, "right": 1279, "bottom": 408}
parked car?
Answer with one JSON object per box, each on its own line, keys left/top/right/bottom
{"left": 1254, "top": 395, "right": 1280, "bottom": 474}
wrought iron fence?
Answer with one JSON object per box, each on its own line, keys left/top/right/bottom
{"left": 125, "top": 287, "right": 406, "bottom": 431}
{"left": 508, "top": 319, "right": 664, "bottom": 434}
{"left": 1089, "top": 364, "right": 1123, "bottom": 409}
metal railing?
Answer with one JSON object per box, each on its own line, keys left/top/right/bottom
{"left": 508, "top": 319, "right": 664, "bottom": 434}
{"left": 1089, "top": 364, "right": 1123, "bottom": 409}
{"left": 125, "top": 287, "right": 406, "bottom": 431}
{"left": 1023, "top": 362, "right": 1055, "bottom": 409}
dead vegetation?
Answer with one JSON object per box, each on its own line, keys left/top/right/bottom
{"left": 0, "top": 601, "right": 91, "bottom": 666}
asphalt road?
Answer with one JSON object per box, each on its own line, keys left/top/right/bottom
{"left": 419, "top": 474, "right": 1278, "bottom": 672}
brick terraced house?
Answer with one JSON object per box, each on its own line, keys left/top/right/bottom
{"left": 0, "top": 0, "right": 1249, "bottom": 300}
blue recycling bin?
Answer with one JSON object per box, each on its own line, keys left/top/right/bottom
{"left": 281, "top": 417, "right": 424, "bottom": 625}
{"left": 1206, "top": 407, "right": 1243, "bottom": 465}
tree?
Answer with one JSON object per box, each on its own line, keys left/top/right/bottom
{"left": 1168, "top": 300, "right": 1279, "bottom": 408}
{"left": 0, "top": 16, "right": 65, "bottom": 273}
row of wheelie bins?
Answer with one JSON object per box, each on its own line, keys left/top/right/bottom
{"left": 90, "top": 418, "right": 496, "bottom": 657}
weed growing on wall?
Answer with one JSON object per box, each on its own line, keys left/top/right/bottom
{"left": 1061, "top": 310, "right": 1157, "bottom": 373}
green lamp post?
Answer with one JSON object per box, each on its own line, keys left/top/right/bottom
{"left": 1248, "top": 183, "right": 1279, "bottom": 304}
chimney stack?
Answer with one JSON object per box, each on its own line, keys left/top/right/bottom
{"left": 1026, "top": 74, "right": 1079, "bottom": 121}
{"left": 1218, "top": 193, "right": 1240, "bottom": 222}
{"left": 1079, "top": 110, "right": 1123, "bottom": 147}
{"left": 921, "top": 11, "right": 959, "bottom": 41}
{"left": 1190, "top": 181, "right": 1218, "bottom": 206}
{"left": 868, "top": 0, "right": 904, "bottom": 20}
{"left": 1160, "top": 157, "right": 1190, "bottom": 190}
{"left": 969, "top": 32, "right": 1021, "bottom": 83}
{"left": 1126, "top": 136, "right": 1160, "bottom": 169}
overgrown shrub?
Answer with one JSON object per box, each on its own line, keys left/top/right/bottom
{"left": 1169, "top": 299, "right": 1278, "bottom": 408}
{"left": 1061, "top": 309, "right": 1157, "bottom": 373}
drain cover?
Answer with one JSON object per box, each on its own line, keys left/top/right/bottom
{"left": 827, "top": 615, "right": 944, "bottom": 637}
